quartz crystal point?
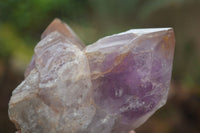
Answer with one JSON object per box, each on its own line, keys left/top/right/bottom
{"left": 9, "top": 20, "right": 95, "bottom": 133}
{"left": 24, "top": 18, "right": 84, "bottom": 77}
{"left": 84, "top": 28, "right": 175, "bottom": 132}
{"left": 41, "top": 18, "right": 85, "bottom": 48}
{"left": 8, "top": 19, "right": 175, "bottom": 133}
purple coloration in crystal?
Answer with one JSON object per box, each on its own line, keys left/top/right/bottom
{"left": 9, "top": 19, "right": 175, "bottom": 133}
{"left": 92, "top": 52, "right": 158, "bottom": 123}
{"left": 85, "top": 28, "right": 175, "bottom": 130}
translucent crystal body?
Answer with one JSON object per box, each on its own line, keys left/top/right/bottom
{"left": 9, "top": 19, "right": 175, "bottom": 133}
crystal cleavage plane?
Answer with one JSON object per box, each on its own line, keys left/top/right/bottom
{"left": 8, "top": 19, "right": 175, "bottom": 133}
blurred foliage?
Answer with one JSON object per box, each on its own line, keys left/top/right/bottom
{"left": 0, "top": 0, "right": 200, "bottom": 133}
{"left": 0, "top": 24, "right": 33, "bottom": 60}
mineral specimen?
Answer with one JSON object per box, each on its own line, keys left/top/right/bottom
{"left": 8, "top": 19, "right": 175, "bottom": 133}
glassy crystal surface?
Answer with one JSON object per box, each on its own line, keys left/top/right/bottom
{"left": 84, "top": 28, "right": 175, "bottom": 132}
{"left": 9, "top": 19, "right": 175, "bottom": 133}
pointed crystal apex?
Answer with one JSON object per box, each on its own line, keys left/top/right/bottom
{"left": 41, "top": 18, "right": 85, "bottom": 49}
{"left": 25, "top": 19, "right": 86, "bottom": 77}
{"left": 84, "top": 28, "right": 175, "bottom": 131}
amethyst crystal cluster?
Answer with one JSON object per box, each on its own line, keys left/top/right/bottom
{"left": 8, "top": 19, "right": 175, "bottom": 133}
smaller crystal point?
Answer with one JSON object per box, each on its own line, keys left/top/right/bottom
{"left": 9, "top": 31, "right": 95, "bottom": 133}
{"left": 41, "top": 18, "right": 85, "bottom": 49}
{"left": 24, "top": 19, "right": 85, "bottom": 77}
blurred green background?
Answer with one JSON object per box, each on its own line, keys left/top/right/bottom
{"left": 0, "top": 0, "right": 200, "bottom": 133}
